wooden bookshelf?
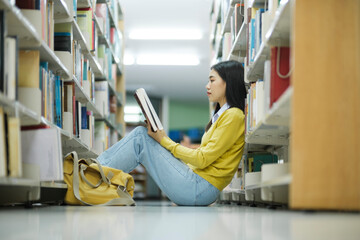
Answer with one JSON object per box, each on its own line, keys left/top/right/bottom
{"left": 0, "top": 0, "right": 126, "bottom": 205}
{"left": 290, "top": 0, "right": 360, "bottom": 210}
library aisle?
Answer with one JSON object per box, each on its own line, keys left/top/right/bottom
{"left": 0, "top": 201, "right": 359, "bottom": 240}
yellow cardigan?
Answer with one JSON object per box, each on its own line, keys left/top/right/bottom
{"left": 160, "top": 107, "right": 245, "bottom": 191}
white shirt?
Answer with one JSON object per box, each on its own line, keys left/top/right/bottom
{"left": 212, "top": 103, "right": 230, "bottom": 124}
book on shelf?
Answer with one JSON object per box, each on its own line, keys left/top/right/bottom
{"left": 15, "top": 0, "right": 38, "bottom": 9}
{"left": 247, "top": 153, "right": 278, "bottom": 172}
{"left": 98, "top": 45, "right": 109, "bottom": 78}
{"left": 80, "top": 108, "right": 94, "bottom": 148}
{"left": 73, "top": 39, "right": 82, "bottom": 84}
{"left": 7, "top": 117, "right": 22, "bottom": 177}
{"left": 19, "top": 50, "right": 40, "bottom": 88}
{"left": 95, "top": 81, "right": 109, "bottom": 117}
{"left": 54, "top": 22, "right": 73, "bottom": 79}
{"left": 54, "top": 32, "right": 72, "bottom": 52}
{"left": 17, "top": 0, "right": 54, "bottom": 50}
{"left": 222, "top": 32, "right": 232, "bottom": 60}
{"left": 134, "top": 88, "right": 163, "bottom": 132}
{"left": 263, "top": 60, "right": 271, "bottom": 114}
{"left": 0, "top": 10, "right": 5, "bottom": 95}
{"left": 75, "top": 100, "right": 81, "bottom": 139}
{"left": 82, "top": 59, "right": 93, "bottom": 99}
{"left": 0, "top": 107, "right": 7, "bottom": 177}
{"left": 63, "top": 82, "right": 75, "bottom": 135}
{"left": 270, "top": 46, "right": 290, "bottom": 107}
{"left": 77, "top": 8, "right": 94, "bottom": 50}
{"left": 18, "top": 50, "right": 42, "bottom": 117}
{"left": 21, "top": 126, "right": 63, "bottom": 181}
{"left": 95, "top": 3, "right": 110, "bottom": 40}
{"left": 255, "top": 8, "right": 265, "bottom": 54}
{"left": 94, "top": 121, "right": 109, "bottom": 154}
{"left": 261, "top": 10, "right": 272, "bottom": 45}
{"left": 234, "top": 3, "right": 244, "bottom": 38}
{"left": 4, "top": 36, "right": 18, "bottom": 101}
{"left": 255, "top": 79, "right": 265, "bottom": 126}
{"left": 54, "top": 76, "right": 63, "bottom": 128}
{"left": 238, "top": 152, "right": 279, "bottom": 190}
{"left": 245, "top": 79, "right": 266, "bottom": 132}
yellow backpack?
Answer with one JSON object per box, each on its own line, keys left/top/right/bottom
{"left": 63, "top": 151, "right": 135, "bottom": 206}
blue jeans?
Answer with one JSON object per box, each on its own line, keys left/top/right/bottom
{"left": 97, "top": 126, "right": 219, "bottom": 206}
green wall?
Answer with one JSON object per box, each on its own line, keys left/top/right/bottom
{"left": 169, "top": 100, "right": 210, "bottom": 130}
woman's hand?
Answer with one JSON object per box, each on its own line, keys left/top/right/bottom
{"left": 146, "top": 121, "right": 167, "bottom": 143}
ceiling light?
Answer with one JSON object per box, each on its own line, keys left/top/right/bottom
{"left": 124, "top": 53, "right": 135, "bottom": 65}
{"left": 129, "top": 29, "right": 203, "bottom": 40}
{"left": 124, "top": 115, "right": 142, "bottom": 123}
{"left": 136, "top": 54, "right": 200, "bottom": 66}
{"left": 125, "top": 106, "right": 141, "bottom": 114}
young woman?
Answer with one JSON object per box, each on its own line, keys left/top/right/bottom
{"left": 97, "top": 60, "right": 247, "bottom": 206}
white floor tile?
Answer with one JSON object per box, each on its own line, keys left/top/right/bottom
{"left": 0, "top": 201, "right": 359, "bottom": 240}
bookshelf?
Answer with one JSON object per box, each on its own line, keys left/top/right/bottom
{"left": 211, "top": 0, "right": 360, "bottom": 210}
{"left": 210, "top": 0, "right": 290, "bottom": 206}
{"left": 0, "top": 0, "right": 126, "bottom": 205}
{"left": 211, "top": 0, "right": 291, "bottom": 206}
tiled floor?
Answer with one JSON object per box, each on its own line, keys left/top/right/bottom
{"left": 0, "top": 201, "right": 359, "bottom": 240}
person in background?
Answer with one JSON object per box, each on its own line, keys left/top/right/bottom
{"left": 97, "top": 60, "right": 247, "bottom": 206}
{"left": 179, "top": 133, "right": 200, "bottom": 149}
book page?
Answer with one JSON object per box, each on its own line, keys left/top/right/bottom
{"left": 142, "top": 91, "right": 163, "bottom": 130}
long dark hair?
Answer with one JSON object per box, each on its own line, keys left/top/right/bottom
{"left": 205, "top": 60, "right": 246, "bottom": 131}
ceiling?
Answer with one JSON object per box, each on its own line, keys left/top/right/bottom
{"left": 119, "top": 0, "right": 213, "bottom": 103}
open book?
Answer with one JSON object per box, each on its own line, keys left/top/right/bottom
{"left": 134, "top": 88, "right": 164, "bottom": 132}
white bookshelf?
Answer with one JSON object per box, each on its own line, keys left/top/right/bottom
{"left": 40, "top": 181, "right": 67, "bottom": 189}
{"left": 261, "top": 173, "right": 291, "bottom": 188}
{"left": 0, "top": 0, "right": 41, "bottom": 47}
{"left": 0, "top": 177, "right": 39, "bottom": 187}
{"left": 32, "top": 41, "right": 72, "bottom": 79}
{"left": 221, "top": 6, "right": 234, "bottom": 35}
{"left": 211, "top": 0, "right": 294, "bottom": 206}
{"left": 53, "top": 0, "right": 71, "bottom": 20}
{"left": 0, "top": 0, "right": 126, "bottom": 205}
{"left": 264, "top": 86, "right": 292, "bottom": 126}
{"left": 77, "top": 0, "right": 92, "bottom": 9}
{"left": 249, "top": 0, "right": 266, "bottom": 8}
{"left": 246, "top": 122, "right": 289, "bottom": 145}
{"left": 0, "top": 93, "right": 41, "bottom": 126}
{"left": 246, "top": 42, "right": 270, "bottom": 81}
{"left": 108, "top": 80, "right": 124, "bottom": 106}
{"left": 105, "top": 1, "right": 123, "bottom": 70}
{"left": 266, "top": 0, "right": 291, "bottom": 46}
{"left": 245, "top": 86, "right": 292, "bottom": 146}
{"left": 227, "top": 22, "right": 246, "bottom": 61}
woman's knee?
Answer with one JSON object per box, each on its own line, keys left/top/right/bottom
{"left": 134, "top": 126, "right": 147, "bottom": 135}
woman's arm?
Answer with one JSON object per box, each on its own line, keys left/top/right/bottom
{"left": 159, "top": 111, "right": 244, "bottom": 169}
{"left": 146, "top": 121, "right": 167, "bottom": 143}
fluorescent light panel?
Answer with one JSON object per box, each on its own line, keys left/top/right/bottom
{"left": 124, "top": 53, "right": 135, "bottom": 65}
{"left": 125, "top": 106, "right": 141, "bottom": 114}
{"left": 129, "top": 29, "right": 203, "bottom": 40}
{"left": 136, "top": 54, "right": 200, "bottom": 66}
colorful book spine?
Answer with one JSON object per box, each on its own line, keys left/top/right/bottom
{"left": 270, "top": 46, "right": 290, "bottom": 107}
